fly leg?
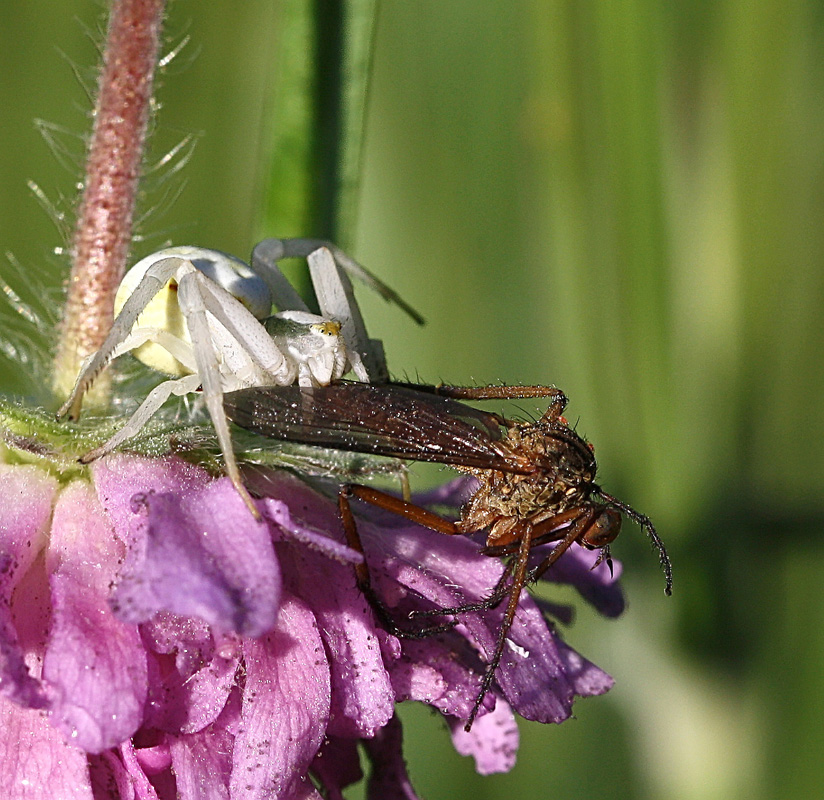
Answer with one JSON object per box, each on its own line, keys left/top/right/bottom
{"left": 338, "top": 484, "right": 463, "bottom": 639}
{"left": 399, "top": 382, "right": 569, "bottom": 422}
{"left": 408, "top": 507, "right": 593, "bottom": 619}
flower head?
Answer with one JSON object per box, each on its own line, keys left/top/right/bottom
{"left": 0, "top": 436, "right": 623, "bottom": 797}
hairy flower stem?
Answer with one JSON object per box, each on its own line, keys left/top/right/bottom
{"left": 53, "top": 0, "right": 167, "bottom": 403}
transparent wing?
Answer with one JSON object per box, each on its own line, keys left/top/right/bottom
{"left": 224, "top": 382, "right": 533, "bottom": 474}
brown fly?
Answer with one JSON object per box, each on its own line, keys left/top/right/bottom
{"left": 224, "top": 381, "right": 672, "bottom": 729}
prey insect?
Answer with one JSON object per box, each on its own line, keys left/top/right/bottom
{"left": 57, "top": 239, "right": 421, "bottom": 517}
{"left": 223, "top": 381, "right": 672, "bottom": 728}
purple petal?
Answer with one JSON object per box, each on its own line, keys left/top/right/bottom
{"left": 43, "top": 480, "right": 147, "bottom": 753}
{"left": 250, "top": 472, "right": 395, "bottom": 737}
{"left": 142, "top": 614, "right": 240, "bottom": 734}
{"left": 230, "top": 593, "right": 330, "bottom": 800}
{"left": 389, "top": 636, "right": 486, "bottom": 720}
{"left": 359, "top": 519, "right": 577, "bottom": 724}
{"left": 359, "top": 513, "right": 504, "bottom": 616}
{"left": 110, "top": 477, "right": 281, "bottom": 637}
{"left": 133, "top": 742, "right": 173, "bottom": 775}
{"left": 93, "top": 454, "right": 213, "bottom": 530}
{"left": 362, "top": 714, "right": 421, "bottom": 800}
{"left": 0, "top": 465, "right": 56, "bottom": 707}
{"left": 488, "top": 592, "right": 575, "bottom": 723}
{"left": 144, "top": 645, "right": 240, "bottom": 734}
{"left": 412, "top": 476, "right": 478, "bottom": 507}
{"left": 310, "top": 737, "right": 363, "bottom": 800}
{"left": 119, "top": 739, "right": 161, "bottom": 800}
{"left": 448, "top": 697, "right": 519, "bottom": 774}
{"left": 263, "top": 498, "right": 363, "bottom": 566}
{"left": 247, "top": 470, "right": 362, "bottom": 567}
{"left": 556, "top": 639, "right": 614, "bottom": 697}
{"left": 169, "top": 688, "right": 240, "bottom": 800}
{"left": 534, "top": 542, "right": 625, "bottom": 617}
{"left": 0, "top": 695, "right": 92, "bottom": 799}
{"left": 279, "top": 540, "right": 394, "bottom": 738}
{"left": 141, "top": 613, "right": 216, "bottom": 677}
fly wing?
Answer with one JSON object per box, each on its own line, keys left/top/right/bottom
{"left": 224, "top": 382, "right": 533, "bottom": 474}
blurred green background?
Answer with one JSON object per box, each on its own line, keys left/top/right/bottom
{"left": 2, "top": 1, "right": 823, "bottom": 798}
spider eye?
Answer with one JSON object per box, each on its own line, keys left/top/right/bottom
{"left": 312, "top": 321, "right": 342, "bottom": 337}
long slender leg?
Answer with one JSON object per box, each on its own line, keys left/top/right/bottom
{"left": 344, "top": 485, "right": 461, "bottom": 535}
{"left": 480, "top": 508, "right": 587, "bottom": 558}
{"left": 307, "top": 247, "right": 381, "bottom": 382}
{"left": 338, "top": 484, "right": 459, "bottom": 638}
{"left": 467, "top": 523, "right": 535, "bottom": 731}
{"left": 254, "top": 238, "right": 425, "bottom": 325}
{"left": 340, "top": 483, "right": 548, "bottom": 729}
{"left": 177, "top": 271, "right": 261, "bottom": 520}
{"left": 57, "top": 256, "right": 186, "bottom": 420}
{"left": 596, "top": 488, "right": 673, "bottom": 594}
{"left": 396, "top": 383, "right": 569, "bottom": 421}
{"left": 194, "top": 272, "right": 294, "bottom": 383}
{"left": 525, "top": 508, "right": 606, "bottom": 584}
{"left": 410, "top": 558, "right": 517, "bottom": 617}
{"left": 250, "top": 239, "right": 311, "bottom": 314}
{"left": 110, "top": 327, "right": 198, "bottom": 373}
{"left": 80, "top": 374, "right": 202, "bottom": 462}
{"left": 412, "top": 509, "right": 598, "bottom": 620}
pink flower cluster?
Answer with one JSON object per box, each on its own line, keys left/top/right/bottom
{"left": 0, "top": 453, "right": 622, "bottom": 799}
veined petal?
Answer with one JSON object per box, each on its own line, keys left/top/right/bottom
{"left": 142, "top": 613, "right": 239, "bottom": 733}
{"left": 99, "top": 462, "right": 281, "bottom": 637}
{"left": 556, "top": 639, "right": 615, "bottom": 697}
{"left": 358, "top": 518, "right": 577, "bottom": 723}
{"left": 230, "top": 593, "right": 330, "bottom": 800}
{"left": 118, "top": 739, "right": 161, "bottom": 800}
{"left": 0, "top": 465, "right": 56, "bottom": 707}
{"left": 389, "top": 636, "right": 477, "bottom": 719}
{"left": 448, "top": 698, "right": 519, "bottom": 775}
{"left": 168, "top": 688, "right": 240, "bottom": 800}
{"left": 144, "top": 640, "right": 240, "bottom": 735}
{"left": 43, "top": 480, "right": 147, "bottom": 753}
{"left": 253, "top": 473, "right": 395, "bottom": 737}
{"left": 0, "top": 696, "right": 92, "bottom": 799}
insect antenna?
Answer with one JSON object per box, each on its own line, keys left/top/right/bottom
{"left": 596, "top": 488, "right": 673, "bottom": 595}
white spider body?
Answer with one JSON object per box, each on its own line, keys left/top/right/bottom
{"left": 58, "top": 239, "right": 414, "bottom": 518}
{"left": 113, "top": 245, "right": 273, "bottom": 377}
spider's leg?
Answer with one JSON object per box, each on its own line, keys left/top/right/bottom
{"left": 57, "top": 256, "right": 186, "bottom": 420}
{"left": 80, "top": 373, "right": 202, "bottom": 462}
{"left": 252, "top": 240, "right": 373, "bottom": 380}
{"left": 258, "top": 238, "right": 424, "bottom": 325}
{"left": 307, "top": 247, "right": 386, "bottom": 382}
{"left": 111, "top": 327, "right": 198, "bottom": 373}
{"left": 176, "top": 270, "right": 262, "bottom": 520}
{"left": 194, "top": 273, "right": 295, "bottom": 385}
{"left": 250, "top": 239, "right": 311, "bottom": 314}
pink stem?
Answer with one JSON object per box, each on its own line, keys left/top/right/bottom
{"left": 53, "top": 0, "right": 167, "bottom": 398}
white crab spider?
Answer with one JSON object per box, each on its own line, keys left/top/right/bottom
{"left": 57, "top": 239, "right": 414, "bottom": 518}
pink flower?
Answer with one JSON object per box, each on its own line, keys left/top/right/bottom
{"left": 0, "top": 452, "right": 621, "bottom": 798}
